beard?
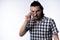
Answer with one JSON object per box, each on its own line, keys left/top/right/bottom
{"left": 33, "top": 15, "right": 40, "bottom": 20}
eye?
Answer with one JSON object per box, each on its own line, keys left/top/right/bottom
{"left": 32, "top": 11, "right": 34, "bottom": 12}
{"left": 36, "top": 10, "right": 40, "bottom": 12}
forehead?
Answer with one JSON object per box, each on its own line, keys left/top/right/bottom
{"left": 30, "top": 6, "right": 40, "bottom": 11}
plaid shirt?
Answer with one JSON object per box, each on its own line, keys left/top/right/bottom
{"left": 26, "top": 16, "right": 59, "bottom": 40}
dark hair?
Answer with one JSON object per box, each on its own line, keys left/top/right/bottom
{"left": 30, "top": 1, "right": 43, "bottom": 10}
{"left": 30, "top": 1, "right": 44, "bottom": 18}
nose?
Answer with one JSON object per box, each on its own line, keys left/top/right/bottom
{"left": 34, "top": 13, "right": 37, "bottom": 16}
{"left": 33, "top": 12, "right": 37, "bottom": 16}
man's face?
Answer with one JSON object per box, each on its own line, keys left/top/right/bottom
{"left": 30, "top": 6, "right": 41, "bottom": 20}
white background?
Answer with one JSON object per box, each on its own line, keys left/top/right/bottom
{"left": 0, "top": 0, "right": 60, "bottom": 40}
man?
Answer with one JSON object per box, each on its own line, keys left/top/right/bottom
{"left": 19, "top": 1, "right": 59, "bottom": 40}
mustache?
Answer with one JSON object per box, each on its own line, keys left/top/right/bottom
{"left": 33, "top": 15, "right": 39, "bottom": 17}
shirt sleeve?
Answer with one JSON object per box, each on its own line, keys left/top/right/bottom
{"left": 51, "top": 19, "right": 59, "bottom": 35}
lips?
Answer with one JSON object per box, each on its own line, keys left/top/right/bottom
{"left": 33, "top": 16, "right": 39, "bottom": 20}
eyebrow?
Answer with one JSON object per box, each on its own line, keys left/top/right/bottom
{"left": 31, "top": 9, "right": 40, "bottom": 12}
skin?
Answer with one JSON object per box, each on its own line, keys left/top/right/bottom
{"left": 30, "top": 6, "right": 41, "bottom": 20}
{"left": 19, "top": 6, "right": 59, "bottom": 40}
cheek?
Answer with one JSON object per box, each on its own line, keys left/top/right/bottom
{"left": 37, "top": 11, "right": 41, "bottom": 14}
{"left": 30, "top": 12, "right": 34, "bottom": 16}
{"left": 37, "top": 13, "right": 40, "bottom": 15}
{"left": 37, "top": 13, "right": 40, "bottom": 16}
